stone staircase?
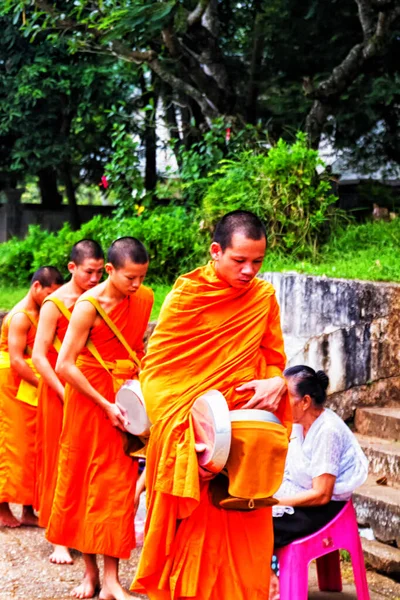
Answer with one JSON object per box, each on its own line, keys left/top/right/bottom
{"left": 353, "top": 406, "right": 400, "bottom": 580}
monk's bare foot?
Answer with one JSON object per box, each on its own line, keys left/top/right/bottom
{"left": 20, "top": 505, "right": 39, "bottom": 527}
{"left": 269, "top": 570, "right": 280, "bottom": 600}
{"left": 72, "top": 571, "right": 100, "bottom": 599}
{"left": 50, "top": 545, "right": 74, "bottom": 565}
{"left": 0, "top": 503, "right": 20, "bottom": 528}
{"left": 99, "top": 581, "right": 132, "bottom": 600}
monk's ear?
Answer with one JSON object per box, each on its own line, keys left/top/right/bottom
{"left": 210, "top": 241, "right": 222, "bottom": 261}
{"left": 67, "top": 261, "right": 76, "bottom": 275}
{"left": 105, "top": 262, "right": 114, "bottom": 276}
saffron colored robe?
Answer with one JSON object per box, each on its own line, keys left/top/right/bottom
{"left": 34, "top": 301, "right": 71, "bottom": 527}
{"left": 132, "top": 262, "right": 292, "bottom": 600}
{"left": 46, "top": 288, "right": 153, "bottom": 558}
{"left": 0, "top": 312, "right": 37, "bottom": 505}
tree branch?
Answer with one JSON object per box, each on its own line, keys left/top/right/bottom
{"left": 187, "top": 0, "right": 211, "bottom": 27}
{"left": 33, "top": 0, "right": 223, "bottom": 121}
{"left": 305, "top": 0, "right": 400, "bottom": 146}
{"left": 149, "top": 57, "right": 219, "bottom": 122}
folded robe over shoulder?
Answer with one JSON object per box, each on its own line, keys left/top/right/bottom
{"left": 34, "top": 301, "right": 71, "bottom": 527}
{"left": 46, "top": 288, "right": 153, "bottom": 559}
{"left": 131, "top": 262, "right": 292, "bottom": 600}
{"left": 0, "top": 312, "right": 37, "bottom": 506}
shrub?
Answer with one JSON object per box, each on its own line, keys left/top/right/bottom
{"left": 202, "top": 132, "right": 344, "bottom": 257}
{"left": 0, "top": 208, "right": 205, "bottom": 286}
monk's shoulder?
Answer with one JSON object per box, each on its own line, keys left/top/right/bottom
{"left": 79, "top": 282, "right": 105, "bottom": 301}
{"left": 135, "top": 285, "right": 154, "bottom": 306}
{"left": 254, "top": 276, "right": 277, "bottom": 299}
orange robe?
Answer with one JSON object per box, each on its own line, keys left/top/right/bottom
{"left": 35, "top": 303, "right": 71, "bottom": 527}
{"left": 0, "top": 313, "right": 37, "bottom": 505}
{"left": 132, "top": 262, "right": 292, "bottom": 600}
{"left": 46, "top": 288, "right": 153, "bottom": 558}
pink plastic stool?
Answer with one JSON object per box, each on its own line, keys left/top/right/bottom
{"left": 276, "top": 500, "right": 370, "bottom": 599}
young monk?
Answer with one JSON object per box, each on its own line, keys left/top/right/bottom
{"left": 46, "top": 237, "right": 153, "bottom": 600}
{"left": 131, "top": 210, "right": 292, "bottom": 600}
{"left": 32, "top": 239, "right": 104, "bottom": 565}
{"left": 0, "top": 266, "right": 64, "bottom": 528}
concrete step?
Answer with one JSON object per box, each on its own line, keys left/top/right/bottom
{"left": 354, "top": 476, "right": 400, "bottom": 546}
{"left": 356, "top": 433, "right": 400, "bottom": 484}
{"left": 355, "top": 406, "right": 400, "bottom": 441}
{"left": 361, "top": 537, "right": 400, "bottom": 580}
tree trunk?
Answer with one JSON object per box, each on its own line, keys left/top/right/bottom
{"left": 38, "top": 167, "right": 63, "bottom": 208}
{"left": 245, "top": 3, "right": 264, "bottom": 124}
{"left": 61, "top": 163, "right": 80, "bottom": 230}
{"left": 162, "top": 84, "right": 183, "bottom": 167}
{"left": 140, "top": 73, "right": 160, "bottom": 195}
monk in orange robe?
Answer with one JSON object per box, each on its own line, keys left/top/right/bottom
{"left": 0, "top": 266, "right": 63, "bottom": 528}
{"left": 47, "top": 237, "right": 153, "bottom": 600}
{"left": 132, "top": 210, "right": 292, "bottom": 600}
{"left": 32, "top": 239, "right": 104, "bottom": 565}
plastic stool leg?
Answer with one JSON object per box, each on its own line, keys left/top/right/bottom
{"left": 316, "top": 550, "right": 343, "bottom": 592}
{"left": 351, "top": 549, "right": 370, "bottom": 600}
{"left": 278, "top": 554, "right": 309, "bottom": 600}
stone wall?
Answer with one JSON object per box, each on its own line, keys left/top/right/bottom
{"left": 261, "top": 272, "right": 400, "bottom": 420}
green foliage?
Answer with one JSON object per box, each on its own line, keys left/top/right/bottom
{"left": 169, "top": 119, "right": 268, "bottom": 207}
{"left": 202, "top": 133, "right": 342, "bottom": 257}
{"left": 263, "top": 219, "right": 400, "bottom": 282}
{"left": 0, "top": 208, "right": 205, "bottom": 286}
{"left": 0, "top": 225, "right": 50, "bottom": 285}
{"left": 104, "top": 122, "right": 145, "bottom": 218}
{"left": 0, "top": 14, "right": 143, "bottom": 198}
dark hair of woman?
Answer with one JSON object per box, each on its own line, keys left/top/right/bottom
{"left": 283, "top": 365, "right": 329, "bottom": 406}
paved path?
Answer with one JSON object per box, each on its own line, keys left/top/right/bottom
{"left": 0, "top": 510, "right": 398, "bottom": 599}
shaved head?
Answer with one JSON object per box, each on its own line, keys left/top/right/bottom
{"left": 30, "top": 266, "right": 64, "bottom": 287}
{"left": 107, "top": 237, "right": 149, "bottom": 269}
{"left": 70, "top": 239, "right": 104, "bottom": 265}
{"left": 213, "top": 210, "right": 267, "bottom": 252}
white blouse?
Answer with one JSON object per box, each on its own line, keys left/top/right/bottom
{"left": 275, "top": 408, "right": 368, "bottom": 504}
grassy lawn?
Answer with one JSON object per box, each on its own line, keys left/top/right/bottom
{"left": 0, "top": 283, "right": 171, "bottom": 320}
{"left": 263, "top": 219, "right": 400, "bottom": 283}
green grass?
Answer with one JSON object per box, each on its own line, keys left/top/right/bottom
{"left": 0, "top": 284, "right": 171, "bottom": 320}
{"left": 0, "top": 287, "right": 27, "bottom": 312}
{"left": 149, "top": 283, "right": 171, "bottom": 320}
{"left": 263, "top": 219, "right": 400, "bottom": 283}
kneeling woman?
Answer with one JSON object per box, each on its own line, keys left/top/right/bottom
{"left": 270, "top": 365, "right": 368, "bottom": 600}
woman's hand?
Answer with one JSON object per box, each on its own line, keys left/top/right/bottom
{"left": 106, "top": 401, "right": 130, "bottom": 431}
{"left": 236, "top": 377, "right": 287, "bottom": 412}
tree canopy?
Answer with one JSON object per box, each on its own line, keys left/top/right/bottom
{"left": 1, "top": 0, "right": 399, "bottom": 209}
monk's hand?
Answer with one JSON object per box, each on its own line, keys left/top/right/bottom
{"left": 105, "top": 402, "right": 130, "bottom": 431}
{"left": 236, "top": 377, "right": 286, "bottom": 412}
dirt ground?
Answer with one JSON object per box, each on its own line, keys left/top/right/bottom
{"left": 1, "top": 506, "right": 399, "bottom": 600}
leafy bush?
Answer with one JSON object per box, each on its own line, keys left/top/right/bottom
{"left": 0, "top": 225, "right": 49, "bottom": 285}
{"left": 163, "top": 118, "right": 268, "bottom": 208}
{"left": 0, "top": 208, "right": 205, "bottom": 286}
{"left": 202, "top": 132, "right": 344, "bottom": 257}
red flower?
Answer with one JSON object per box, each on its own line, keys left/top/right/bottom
{"left": 99, "top": 175, "right": 109, "bottom": 189}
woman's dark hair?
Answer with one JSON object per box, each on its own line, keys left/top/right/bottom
{"left": 283, "top": 365, "right": 329, "bottom": 406}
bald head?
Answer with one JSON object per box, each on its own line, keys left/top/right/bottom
{"left": 107, "top": 237, "right": 149, "bottom": 269}
{"left": 213, "top": 210, "right": 267, "bottom": 252}
{"left": 70, "top": 239, "right": 104, "bottom": 265}
{"left": 30, "top": 266, "right": 64, "bottom": 287}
